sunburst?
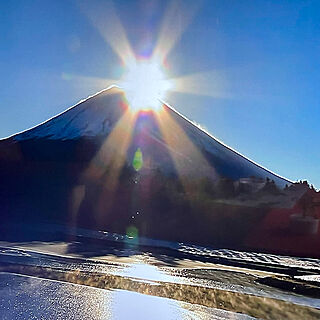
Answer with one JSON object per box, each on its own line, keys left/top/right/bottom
{"left": 119, "top": 59, "right": 173, "bottom": 111}
{"left": 69, "top": 1, "right": 225, "bottom": 220}
{"left": 74, "top": 0, "right": 226, "bottom": 112}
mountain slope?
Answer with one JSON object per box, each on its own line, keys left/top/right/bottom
{"left": 2, "top": 86, "right": 289, "bottom": 186}
{"left": 1, "top": 86, "right": 315, "bottom": 257}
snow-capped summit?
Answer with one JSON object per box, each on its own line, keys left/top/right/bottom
{"left": 4, "top": 86, "right": 289, "bottom": 187}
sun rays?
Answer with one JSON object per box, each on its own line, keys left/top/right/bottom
{"left": 170, "top": 70, "right": 229, "bottom": 99}
{"left": 72, "top": 0, "right": 226, "bottom": 110}
{"left": 69, "top": 1, "right": 225, "bottom": 222}
{"left": 152, "top": 0, "right": 200, "bottom": 63}
{"left": 155, "top": 106, "right": 217, "bottom": 195}
{"left": 79, "top": 0, "right": 135, "bottom": 66}
{"left": 83, "top": 94, "right": 137, "bottom": 222}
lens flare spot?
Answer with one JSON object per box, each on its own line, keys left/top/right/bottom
{"left": 132, "top": 147, "right": 143, "bottom": 172}
{"left": 126, "top": 225, "right": 139, "bottom": 239}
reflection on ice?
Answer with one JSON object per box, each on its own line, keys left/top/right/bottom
{"left": 0, "top": 273, "right": 256, "bottom": 320}
{"left": 108, "top": 289, "right": 255, "bottom": 320}
{"left": 114, "top": 262, "right": 179, "bottom": 284}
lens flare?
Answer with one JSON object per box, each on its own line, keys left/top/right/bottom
{"left": 120, "top": 60, "right": 172, "bottom": 111}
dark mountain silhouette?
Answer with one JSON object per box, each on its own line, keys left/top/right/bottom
{"left": 1, "top": 86, "right": 318, "bottom": 257}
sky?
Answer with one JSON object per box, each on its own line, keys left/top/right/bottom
{"left": 1, "top": 0, "right": 320, "bottom": 188}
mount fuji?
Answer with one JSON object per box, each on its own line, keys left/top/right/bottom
{"left": 0, "top": 86, "right": 312, "bottom": 255}
{"left": 1, "top": 86, "right": 289, "bottom": 184}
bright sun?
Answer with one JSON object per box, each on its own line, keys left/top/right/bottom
{"left": 120, "top": 60, "right": 172, "bottom": 111}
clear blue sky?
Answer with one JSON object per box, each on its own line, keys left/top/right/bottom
{"left": 1, "top": 0, "right": 320, "bottom": 188}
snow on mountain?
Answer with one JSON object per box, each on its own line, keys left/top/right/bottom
{"left": 4, "top": 85, "right": 290, "bottom": 187}
{"left": 12, "top": 87, "right": 124, "bottom": 141}
{"left": 166, "top": 106, "right": 290, "bottom": 187}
